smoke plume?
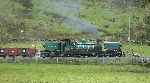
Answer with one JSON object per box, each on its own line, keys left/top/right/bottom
{"left": 34, "top": 0, "right": 100, "bottom": 38}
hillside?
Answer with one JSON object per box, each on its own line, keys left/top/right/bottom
{"left": 0, "top": 0, "right": 149, "bottom": 42}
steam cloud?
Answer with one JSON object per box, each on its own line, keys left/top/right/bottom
{"left": 64, "top": 17, "right": 98, "bottom": 34}
{"left": 35, "top": 0, "right": 100, "bottom": 37}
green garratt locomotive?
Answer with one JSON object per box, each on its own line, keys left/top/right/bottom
{"left": 40, "top": 39, "right": 123, "bottom": 57}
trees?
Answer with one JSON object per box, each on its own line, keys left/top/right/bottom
{"left": 13, "top": 0, "right": 33, "bottom": 18}
{"left": 0, "top": 0, "right": 149, "bottom": 43}
{"left": 0, "top": 0, "right": 24, "bottom": 43}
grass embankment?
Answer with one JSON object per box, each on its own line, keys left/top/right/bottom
{"left": 0, "top": 63, "right": 149, "bottom": 83}
{"left": 0, "top": 42, "right": 44, "bottom": 49}
{"left": 123, "top": 43, "right": 150, "bottom": 56}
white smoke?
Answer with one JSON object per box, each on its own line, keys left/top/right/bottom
{"left": 34, "top": 0, "right": 100, "bottom": 37}
{"left": 64, "top": 17, "right": 98, "bottom": 34}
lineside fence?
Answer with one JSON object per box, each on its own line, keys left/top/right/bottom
{"left": 0, "top": 56, "right": 149, "bottom": 65}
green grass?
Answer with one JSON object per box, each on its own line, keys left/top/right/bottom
{"left": 0, "top": 63, "right": 149, "bottom": 83}
{"left": 0, "top": 42, "right": 44, "bottom": 49}
{"left": 123, "top": 43, "right": 150, "bottom": 56}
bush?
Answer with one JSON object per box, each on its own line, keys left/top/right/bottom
{"left": 143, "top": 62, "right": 150, "bottom": 68}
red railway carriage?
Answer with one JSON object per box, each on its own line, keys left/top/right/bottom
{"left": 0, "top": 48, "right": 7, "bottom": 57}
{"left": 7, "top": 48, "right": 20, "bottom": 57}
{"left": 0, "top": 48, "right": 37, "bottom": 57}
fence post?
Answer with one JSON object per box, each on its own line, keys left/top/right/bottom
{"left": 35, "top": 56, "right": 38, "bottom": 64}
{"left": 56, "top": 57, "right": 59, "bottom": 64}
{"left": 102, "top": 56, "right": 105, "bottom": 64}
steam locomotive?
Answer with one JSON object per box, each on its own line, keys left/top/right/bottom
{"left": 40, "top": 39, "right": 124, "bottom": 58}
{"left": 0, "top": 39, "right": 124, "bottom": 58}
